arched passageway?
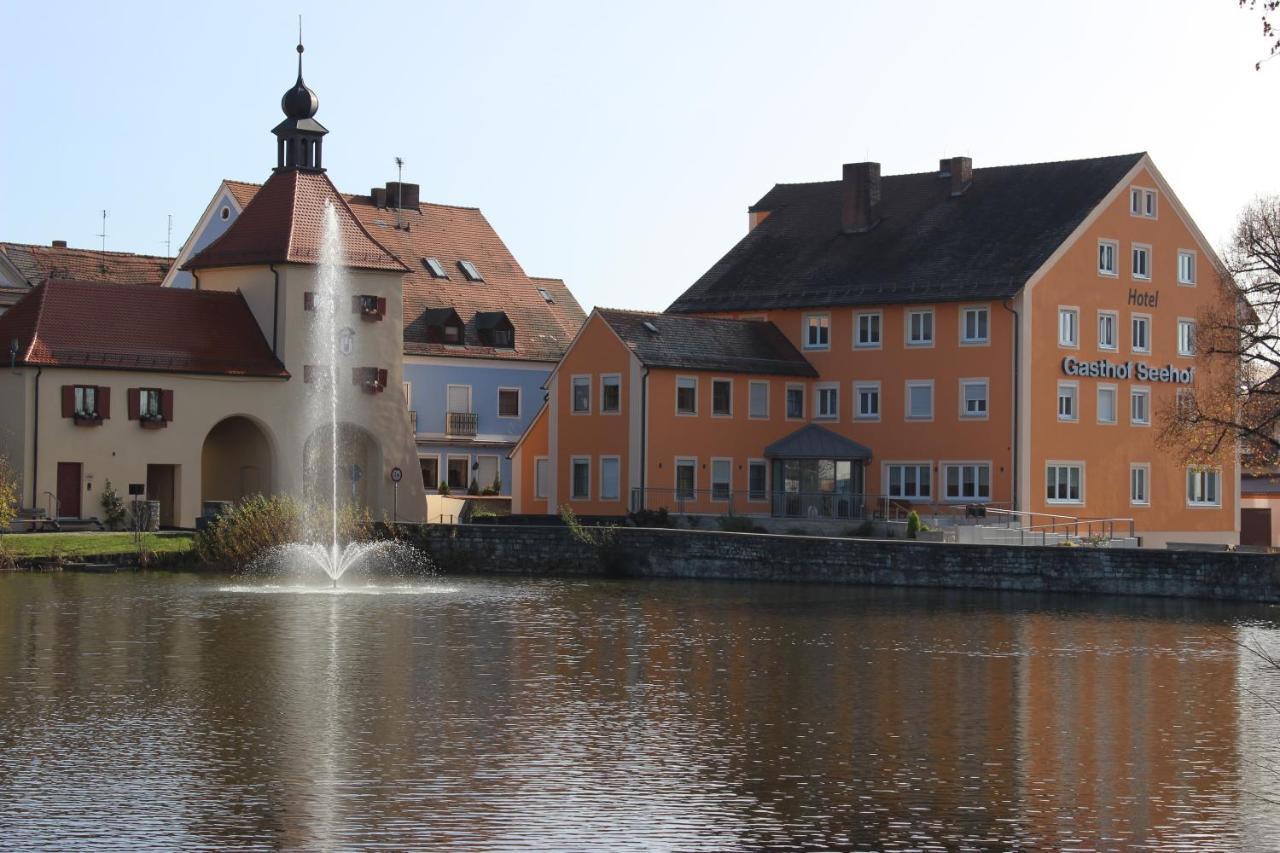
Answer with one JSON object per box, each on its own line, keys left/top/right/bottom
{"left": 201, "top": 416, "right": 274, "bottom": 504}
{"left": 303, "top": 423, "right": 383, "bottom": 513}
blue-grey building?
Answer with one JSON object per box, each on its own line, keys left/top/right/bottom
{"left": 166, "top": 178, "right": 585, "bottom": 500}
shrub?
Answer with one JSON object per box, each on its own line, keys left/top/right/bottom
{"left": 467, "top": 478, "right": 480, "bottom": 496}
{"left": 0, "top": 453, "right": 17, "bottom": 532}
{"left": 906, "top": 510, "right": 925, "bottom": 539}
{"left": 628, "top": 507, "right": 675, "bottom": 528}
{"left": 717, "top": 513, "right": 762, "bottom": 533}
{"left": 194, "top": 494, "right": 371, "bottom": 569}
{"left": 99, "top": 479, "right": 128, "bottom": 530}
{"left": 437, "top": 481, "right": 451, "bottom": 496}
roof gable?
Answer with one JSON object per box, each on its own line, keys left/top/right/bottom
{"left": 184, "top": 170, "right": 406, "bottom": 273}
{"left": 668, "top": 153, "right": 1146, "bottom": 313}
{"left": 0, "top": 242, "right": 171, "bottom": 288}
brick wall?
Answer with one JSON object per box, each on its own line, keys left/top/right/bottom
{"left": 402, "top": 525, "right": 1280, "bottom": 603}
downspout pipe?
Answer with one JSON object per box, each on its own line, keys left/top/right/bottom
{"left": 639, "top": 368, "right": 649, "bottom": 511}
{"left": 31, "top": 367, "right": 41, "bottom": 507}
{"left": 269, "top": 264, "right": 281, "bottom": 356}
{"left": 1002, "top": 297, "right": 1020, "bottom": 511}
{"left": 192, "top": 271, "right": 200, "bottom": 290}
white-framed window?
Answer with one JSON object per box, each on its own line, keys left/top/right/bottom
{"left": 960, "top": 379, "right": 988, "bottom": 419}
{"left": 748, "top": 380, "right": 769, "bottom": 419}
{"left": 1178, "top": 249, "right": 1197, "bottom": 285}
{"left": 534, "top": 457, "right": 549, "bottom": 500}
{"left": 815, "top": 383, "right": 839, "bottom": 419}
{"left": 1098, "top": 310, "right": 1118, "bottom": 351}
{"left": 1130, "top": 186, "right": 1157, "bottom": 218}
{"left": 1187, "top": 468, "right": 1221, "bottom": 507}
{"left": 785, "top": 384, "right": 805, "bottom": 420}
{"left": 446, "top": 383, "right": 473, "bottom": 415}
{"left": 600, "top": 456, "right": 621, "bottom": 501}
{"left": 1130, "top": 463, "right": 1150, "bottom": 506}
{"left": 1097, "top": 384, "right": 1117, "bottom": 425}
{"left": 804, "top": 313, "right": 830, "bottom": 350}
{"left": 675, "top": 457, "right": 697, "bottom": 500}
{"left": 476, "top": 455, "right": 501, "bottom": 493}
{"left": 1098, "top": 239, "right": 1119, "bottom": 277}
{"left": 710, "top": 458, "right": 732, "bottom": 501}
{"left": 1131, "top": 244, "right": 1151, "bottom": 280}
{"left": 1130, "top": 386, "right": 1151, "bottom": 426}
{"left": 942, "top": 462, "right": 991, "bottom": 501}
{"left": 1058, "top": 307, "right": 1079, "bottom": 347}
{"left": 886, "top": 463, "right": 932, "bottom": 499}
{"left": 711, "top": 378, "right": 733, "bottom": 417}
{"left": 1057, "top": 381, "right": 1078, "bottom": 422}
{"left": 906, "top": 308, "right": 935, "bottom": 347}
{"left": 854, "top": 381, "right": 881, "bottom": 421}
{"left": 855, "top": 311, "right": 882, "bottom": 349}
{"left": 570, "top": 456, "right": 591, "bottom": 500}
{"left": 1177, "top": 318, "right": 1196, "bottom": 357}
{"left": 676, "top": 376, "right": 697, "bottom": 415}
{"left": 420, "top": 454, "right": 440, "bottom": 491}
{"left": 905, "top": 380, "right": 934, "bottom": 421}
{"left": 498, "top": 387, "right": 521, "bottom": 419}
{"left": 1131, "top": 313, "right": 1151, "bottom": 354}
{"left": 571, "top": 375, "right": 590, "bottom": 414}
{"left": 600, "top": 374, "right": 621, "bottom": 414}
{"left": 961, "top": 306, "right": 990, "bottom": 345}
{"left": 1046, "top": 462, "right": 1084, "bottom": 505}
{"left": 748, "top": 459, "right": 768, "bottom": 502}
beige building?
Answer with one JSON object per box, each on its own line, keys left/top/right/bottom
{"left": 0, "top": 57, "right": 426, "bottom": 528}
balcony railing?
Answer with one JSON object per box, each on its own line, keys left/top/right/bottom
{"left": 629, "top": 487, "right": 1005, "bottom": 524}
{"left": 408, "top": 409, "right": 418, "bottom": 433}
{"left": 446, "top": 411, "right": 478, "bottom": 437}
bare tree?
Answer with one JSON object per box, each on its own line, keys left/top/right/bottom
{"left": 1160, "top": 196, "right": 1279, "bottom": 467}
{"left": 1240, "top": 0, "right": 1280, "bottom": 69}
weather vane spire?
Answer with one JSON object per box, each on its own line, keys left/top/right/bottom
{"left": 296, "top": 14, "right": 304, "bottom": 80}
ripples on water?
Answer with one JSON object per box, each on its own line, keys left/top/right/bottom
{"left": 0, "top": 572, "right": 1278, "bottom": 850}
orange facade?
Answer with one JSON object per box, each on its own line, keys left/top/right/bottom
{"left": 513, "top": 157, "right": 1238, "bottom": 545}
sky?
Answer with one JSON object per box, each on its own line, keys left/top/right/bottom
{"left": 1, "top": 0, "right": 1277, "bottom": 313}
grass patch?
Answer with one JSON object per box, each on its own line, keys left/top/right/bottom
{"left": 0, "top": 532, "right": 195, "bottom": 559}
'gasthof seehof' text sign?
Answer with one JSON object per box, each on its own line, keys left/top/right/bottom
{"left": 1061, "top": 356, "right": 1193, "bottom": 384}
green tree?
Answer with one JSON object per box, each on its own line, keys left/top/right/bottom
{"left": 0, "top": 454, "right": 18, "bottom": 532}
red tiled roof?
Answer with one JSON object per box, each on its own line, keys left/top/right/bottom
{"left": 184, "top": 170, "right": 406, "bottom": 273}
{"left": 0, "top": 242, "right": 171, "bottom": 286}
{"left": 220, "top": 181, "right": 587, "bottom": 363}
{"left": 224, "top": 180, "right": 261, "bottom": 209}
{"left": 0, "top": 280, "right": 288, "bottom": 377}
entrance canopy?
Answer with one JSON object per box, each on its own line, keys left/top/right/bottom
{"left": 764, "top": 424, "right": 872, "bottom": 460}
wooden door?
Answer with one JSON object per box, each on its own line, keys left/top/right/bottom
{"left": 1241, "top": 508, "right": 1272, "bottom": 548}
{"left": 56, "top": 462, "right": 81, "bottom": 518}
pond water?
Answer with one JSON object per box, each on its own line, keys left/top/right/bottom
{"left": 1, "top": 571, "right": 1279, "bottom": 850}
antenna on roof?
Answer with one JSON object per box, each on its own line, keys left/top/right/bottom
{"left": 165, "top": 214, "right": 173, "bottom": 258}
{"left": 394, "top": 156, "right": 405, "bottom": 231}
{"left": 95, "top": 209, "right": 108, "bottom": 274}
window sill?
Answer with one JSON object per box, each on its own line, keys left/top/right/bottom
{"left": 72, "top": 415, "right": 103, "bottom": 427}
{"left": 960, "top": 339, "right": 991, "bottom": 347}
{"left": 139, "top": 418, "right": 168, "bottom": 430}
{"left": 853, "top": 343, "right": 882, "bottom": 350}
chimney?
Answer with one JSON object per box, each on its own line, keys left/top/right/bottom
{"left": 841, "top": 162, "right": 881, "bottom": 234}
{"left": 51, "top": 240, "right": 67, "bottom": 248}
{"left": 385, "top": 181, "right": 420, "bottom": 210}
{"left": 371, "top": 187, "right": 388, "bottom": 208}
{"left": 947, "top": 156, "right": 973, "bottom": 196}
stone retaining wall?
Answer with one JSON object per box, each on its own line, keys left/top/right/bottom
{"left": 403, "top": 524, "right": 1280, "bottom": 603}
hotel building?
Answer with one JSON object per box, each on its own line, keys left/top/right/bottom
{"left": 513, "top": 154, "right": 1240, "bottom": 546}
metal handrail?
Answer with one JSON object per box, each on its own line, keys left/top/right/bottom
{"left": 43, "top": 491, "right": 60, "bottom": 519}
{"left": 630, "top": 487, "right": 1009, "bottom": 525}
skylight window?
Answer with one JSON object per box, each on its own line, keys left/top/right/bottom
{"left": 458, "top": 260, "right": 483, "bottom": 282}
{"left": 422, "top": 257, "right": 447, "bottom": 278}
{"left": 643, "top": 321, "right": 659, "bottom": 334}
{"left": 537, "top": 287, "right": 554, "bottom": 303}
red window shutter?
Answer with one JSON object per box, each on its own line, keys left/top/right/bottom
{"left": 61, "top": 385, "right": 74, "bottom": 418}
{"left": 376, "top": 297, "right": 387, "bottom": 319}
{"left": 161, "top": 390, "right": 174, "bottom": 422}
{"left": 127, "top": 388, "right": 140, "bottom": 420}
{"left": 304, "top": 292, "right": 315, "bottom": 311}
{"left": 97, "top": 387, "right": 111, "bottom": 419}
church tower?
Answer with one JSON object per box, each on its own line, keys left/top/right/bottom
{"left": 273, "top": 41, "right": 327, "bottom": 171}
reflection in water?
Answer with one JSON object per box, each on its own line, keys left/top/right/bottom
{"left": 0, "top": 573, "right": 1278, "bottom": 850}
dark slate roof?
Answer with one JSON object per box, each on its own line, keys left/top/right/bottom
{"left": 668, "top": 153, "right": 1146, "bottom": 313}
{"left": 764, "top": 424, "right": 872, "bottom": 459}
{"left": 596, "top": 309, "right": 817, "bottom": 377}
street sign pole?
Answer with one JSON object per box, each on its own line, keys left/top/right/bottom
{"left": 390, "top": 466, "right": 403, "bottom": 522}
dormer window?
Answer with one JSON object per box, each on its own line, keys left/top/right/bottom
{"left": 420, "top": 308, "right": 466, "bottom": 346}
{"left": 474, "top": 311, "right": 515, "bottom": 348}
{"left": 458, "top": 260, "right": 483, "bottom": 281}
{"left": 423, "top": 257, "right": 448, "bottom": 278}
{"left": 537, "top": 287, "right": 554, "bottom": 303}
